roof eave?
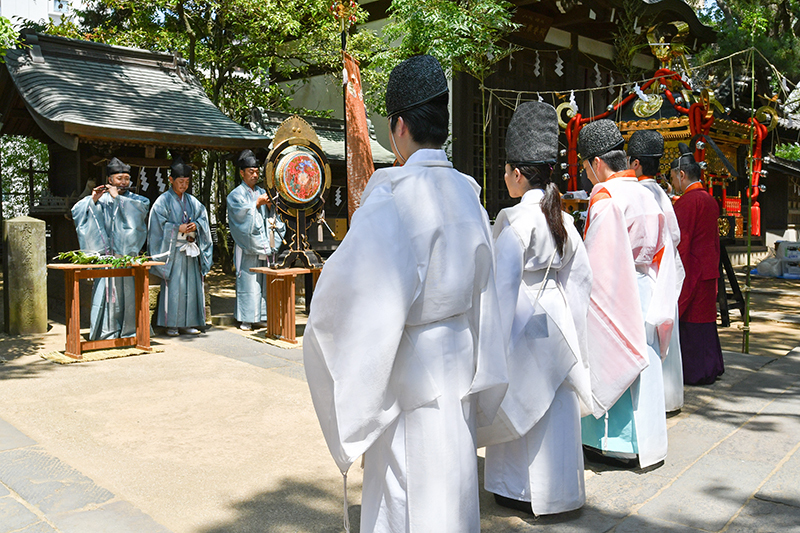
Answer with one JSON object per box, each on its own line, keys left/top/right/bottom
{"left": 63, "top": 122, "right": 272, "bottom": 151}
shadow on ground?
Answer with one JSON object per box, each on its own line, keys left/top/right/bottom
{"left": 0, "top": 333, "right": 51, "bottom": 380}
{"left": 197, "top": 478, "right": 362, "bottom": 533}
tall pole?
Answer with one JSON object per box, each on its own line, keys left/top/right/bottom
{"left": 743, "top": 47, "right": 755, "bottom": 353}
{"left": 342, "top": 21, "right": 347, "bottom": 217}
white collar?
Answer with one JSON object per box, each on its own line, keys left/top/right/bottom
{"left": 520, "top": 188, "right": 545, "bottom": 204}
{"left": 404, "top": 149, "right": 452, "bottom": 167}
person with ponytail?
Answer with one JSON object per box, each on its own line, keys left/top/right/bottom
{"left": 479, "top": 101, "right": 593, "bottom": 516}
{"left": 670, "top": 143, "right": 725, "bottom": 385}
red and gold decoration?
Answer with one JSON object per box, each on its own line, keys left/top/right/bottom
{"left": 330, "top": 0, "right": 358, "bottom": 29}
{"left": 561, "top": 28, "right": 770, "bottom": 239}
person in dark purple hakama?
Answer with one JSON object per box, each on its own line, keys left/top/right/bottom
{"left": 670, "top": 145, "right": 725, "bottom": 385}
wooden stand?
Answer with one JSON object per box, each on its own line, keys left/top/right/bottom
{"left": 717, "top": 242, "right": 745, "bottom": 327}
{"left": 47, "top": 262, "right": 163, "bottom": 359}
{"left": 250, "top": 266, "right": 321, "bottom": 344}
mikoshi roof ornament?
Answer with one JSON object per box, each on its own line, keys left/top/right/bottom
{"left": 264, "top": 115, "right": 331, "bottom": 269}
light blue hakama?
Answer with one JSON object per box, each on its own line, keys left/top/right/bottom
{"left": 581, "top": 271, "right": 667, "bottom": 462}
{"left": 148, "top": 189, "right": 213, "bottom": 328}
{"left": 71, "top": 192, "right": 149, "bottom": 340}
{"left": 226, "top": 183, "right": 286, "bottom": 323}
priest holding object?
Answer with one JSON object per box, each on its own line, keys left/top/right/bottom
{"left": 148, "top": 157, "right": 213, "bottom": 336}
{"left": 71, "top": 157, "right": 149, "bottom": 340}
{"left": 227, "top": 149, "right": 286, "bottom": 331}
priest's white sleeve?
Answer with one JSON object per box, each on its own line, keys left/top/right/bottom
{"left": 303, "top": 184, "right": 419, "bottom": 474}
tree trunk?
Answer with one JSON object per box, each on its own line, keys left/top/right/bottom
{"left": 214, "top": 155, "right": 234, "bottom": 275}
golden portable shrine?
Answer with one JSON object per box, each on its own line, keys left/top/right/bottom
{"left": 562, "top": 72, "right": 770, "bottom": 242}
{"left": 559, "top": 24, "right": 772, "bottom": 243}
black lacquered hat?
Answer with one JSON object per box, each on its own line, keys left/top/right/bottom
{"left": 577, "top": 119, "right": 625, "bottom": 161}
{"left": 237, "top": 149, "right": 258, "bottom": 169}
{"left": 627, "top": 130, "right": 664, "bottom": 158}
{"left": 170, "top": 156, "right": 192, "bottom": 178}
{"left": 385, "top": 55, "right": 448, "bottom": 118}
{"left": 505, "top": 101, "right": 559, "bottom": 166}
{"left": 106, "top": 157, "right": 131, "bottom": 176}
{"left": 670, "top": 142, "right": 696, "bottom": 169}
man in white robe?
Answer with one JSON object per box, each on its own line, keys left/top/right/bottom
{"left": 227, "top": 149, "right": 286, "bottom": 330}
{"left": 71, "top": 157, "right": 149, "bottom": 340}
{"left": 148, "top": 157, "right": 213, "bottom": 336}
{"left": 578, "top": 120, "right": 674, "bottom": 469}
{"left": 303, "top": 55, "right": 508, "bottom": 533}
{"left": 627, "top": 130, "right": 685, "bottom": 413}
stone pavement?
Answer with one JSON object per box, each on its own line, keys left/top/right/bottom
{"left": 0, "top": 315, "right": 799, "bottom": 532}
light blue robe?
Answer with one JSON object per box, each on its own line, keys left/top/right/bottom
{"left": 226, "top": 183, "right": 286, "bottom": 323}
{"left": 148, "top": 189, "right": 213, "bottom": 328}
{"left": 70, "top": 192, "right": 150, "bottom": 340}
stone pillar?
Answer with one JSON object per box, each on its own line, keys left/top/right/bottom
{"left": 3, "top": 216, "right": 47, "bottom": 334}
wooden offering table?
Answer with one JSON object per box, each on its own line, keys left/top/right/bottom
{"left": 250, "top": 266, "right": 321, "bottom": 344}
{"left": 47, "top": 262, "right": 163, "bottom": 359}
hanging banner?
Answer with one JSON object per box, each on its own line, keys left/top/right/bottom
{"left": 343, "top": 52, "right": 375, "bottom": 222}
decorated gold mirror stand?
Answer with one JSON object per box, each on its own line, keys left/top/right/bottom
{"left": 264, "top": 115, "right": 332, "bottom": 269}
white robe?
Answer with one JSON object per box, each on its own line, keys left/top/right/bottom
{"left": 581, "top": 173, "right": 672, "bottom": 468}
{"left": 303, "top": 149, "right": 508, "bottom": 533}
{"left": 639, "top": 178, "right": 685, "bottom": 412}
{"left": 479, "top": 189, "right": 593, "bottom": 515}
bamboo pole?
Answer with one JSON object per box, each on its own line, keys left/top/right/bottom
{"left": 743, "top": 48, "right": 755, "bottom": 354}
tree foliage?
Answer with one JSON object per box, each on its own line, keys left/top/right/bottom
{"left": 367, "top": 0, "right": 518, "bottom": 206}
{"left": 0, "top": 15, "right": 18, "bottom": 62}
{"left": 776, "top": 142, "right": 800, "bottom": 161}
{"left": 367, "top": 0, "right": 519, "bottom": 115}
{"left": 696, "top": 0, "right": 800, "bottom": 97}
{"left": 43, "top": 1, "right": 378, "bottom": 119}
{"left": 0, "top": 136, "right": 49, "bottom": 219}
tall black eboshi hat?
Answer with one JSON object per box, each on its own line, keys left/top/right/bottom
{"left": 627, "top": 130, "right": 664, "bottom": 159}
{"left": 385, "top": 55, "right": 448, "bottom": 118}
{"left": 505, "top": 101, "right": 559, "bottom": 166}
{"left": 237, "top": 149, "right": 259, "bottom": 169}
{"left": 170, "top": 156, "right": 192, "bottom": 178}
{"left": 106, "top": 157, "right": 131, "bottom": 176}
{"left": 577, "top": 119, "right": 625, "bottom": 161}
{"left": 670, "top": 142, "right": 696, "bottom": 170}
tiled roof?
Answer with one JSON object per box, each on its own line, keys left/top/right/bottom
{"left": 1, "top": 31, "right": 271, "bottom": 151}
{"left": 246, "top": 108, "right": 396, "bottom": 166}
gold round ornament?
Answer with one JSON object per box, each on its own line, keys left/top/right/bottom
{"left": 633, "top": 94, "right": 663, "bottom": 118}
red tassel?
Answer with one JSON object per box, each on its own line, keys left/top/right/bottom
{"left": 751, "top": 203, "right": 761, "bottom": 236}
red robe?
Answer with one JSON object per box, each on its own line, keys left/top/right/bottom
{"left": 673, "top": 183, "right": 719, "bottom": 322}
{"left": 673, "top": 182, "right": 724, "bottom": 385}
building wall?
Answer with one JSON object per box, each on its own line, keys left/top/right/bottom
{"left": 1, "top": 0, "right": 84, "bottom": 25}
